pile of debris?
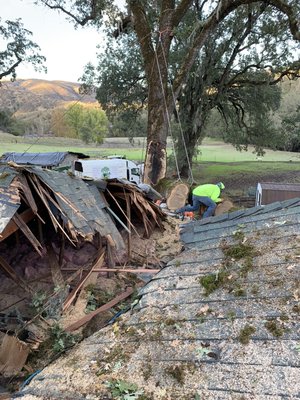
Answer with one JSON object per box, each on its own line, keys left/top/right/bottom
{"left": 0, "top": 164, "right": 180, "bottom": 394}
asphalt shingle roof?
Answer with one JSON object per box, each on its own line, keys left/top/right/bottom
{"left": 14, "top": 200, "right": 300, "bottom": 399}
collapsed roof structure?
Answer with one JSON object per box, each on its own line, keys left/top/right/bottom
{"left": 0, "top": 164, "right": 124, "bottom": 253}
{"left": 0, "top": 164, "right": 168, "bottom": 387}
{"left": 14, "top": 199, "right": 300, "bottom": 399}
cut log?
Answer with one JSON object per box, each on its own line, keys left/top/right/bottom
{"left": 166, "top": 183, "right": 190, "bottom": 211}
{"left": 215, "top": 200, "right": 234, "bottom": 216}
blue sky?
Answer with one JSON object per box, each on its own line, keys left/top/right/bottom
{"left": 0, "top": 0, "right": 105, "bottom": 82}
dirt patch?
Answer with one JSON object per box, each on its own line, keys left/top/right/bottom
{"left": 224, "top": 170, "right": 300, "bottom": 193}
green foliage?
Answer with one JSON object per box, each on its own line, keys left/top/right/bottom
{"left": 0, "top": 110, "right": 13, "bottom": 130}
{"left": 105, "top": 379, "right": 144, "bottom": 400}
{"left": 165, "top": 365, "right": 185, "bottom": 384}
{"left": 48, "top": 323, "right": 79, "bottom": 353}
{"left": 31, "top": 291, "right": 47, "bottom": 313}
{"left": 85, "top": 290, "right": 98, "bottom": 313}
{"left": 265, "top": 320, "right": 285, "bottom": 337}
{"left": 223, "top": 242, "right": 256, "bottom": 260}
{"left": 108, "top": 110, "right": 147, "bottom": 139}
{"left": 53, "top": 103, "right": 108, "bottom": 143}
{"left": 279, "top": 105, "right": 300, "bottom": 152}
{"left": 0, "top": 109, "right": 29, "bottom": 136}
{"left": 0, "top": 17, "right": 46, "bottom": 81}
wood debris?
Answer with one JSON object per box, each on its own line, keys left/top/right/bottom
{"left": 0, "top": 166, "right": 167, "bottom": 391}
{"left": 0, "top": 334, "right": 29, "bottom": 375}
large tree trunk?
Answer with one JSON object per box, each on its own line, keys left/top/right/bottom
{"left": 143, "top": 79, "right": 169, "bottom": 185}
{"left": 132, "top": 2, "right": 174, "bottom": 185}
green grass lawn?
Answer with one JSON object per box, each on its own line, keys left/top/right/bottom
{"left": 2, "top": 132, "right": 300, "bottom": 192}
{"left": 2, "top": 133, "right": 300, "bottom": 162}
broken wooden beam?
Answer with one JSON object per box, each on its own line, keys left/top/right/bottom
{"left": 61, "top": 267, "right": 160, "bottom": 274}
{"left": 63, "top": 251, "right": 105, "bottom": 312}
{"left": 12, "top": 213, "right": 43, "bottom": 256}
{"left": 0, "top": 256, "right": 34, "bottom": 294}
{"left": 0, "top": 208, "right": 35, "bottom": 242}
{"left": 65, "top": 286, "right": 137, "bottom": 332}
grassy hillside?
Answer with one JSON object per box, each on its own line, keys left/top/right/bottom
{"left": 0, "top": 79, "right": 97, "bottom": 113}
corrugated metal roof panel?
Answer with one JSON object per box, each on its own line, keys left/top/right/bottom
{"left": 0, "top": 152, "right": 68, "bottom": 167}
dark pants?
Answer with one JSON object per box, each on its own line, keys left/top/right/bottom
{"left": 177, "top": 195, "right": 217, "bottom": 218}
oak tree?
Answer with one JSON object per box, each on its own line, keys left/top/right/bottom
{"left": 0, "top": 17, "right": 46, "bottom": 81}
{"left": 36, "top": 0, "right": 300, "bottom": 184}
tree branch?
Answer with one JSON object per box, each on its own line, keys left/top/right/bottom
{"left": 39, "top": 0, "right": 100, "bottom": 26}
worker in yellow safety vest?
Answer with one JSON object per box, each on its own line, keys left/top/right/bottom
{"left": 175, "top": 182, "right": 225, "bottom": 218}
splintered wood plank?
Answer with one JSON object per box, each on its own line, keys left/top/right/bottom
{"left": 61, "top": 267, "right": 160, "bottom": 274}
{"left": 63, "top": 251, "right": 105, "bottom": 312}
{"left": 27, "top": 174, "right": 75, "bottom": 244}
{"left": 15, "top": 175, "right": 38, "bottom": 214}
{"left": 0, "top": 208, "right": 35, "bottom": 242}
{"left": 125, "top": 193, "right": 132, "bottom": 259}
{"left": 0, "top": 334, "right": 29, "bottom": 375}
{"left": 166, "top": 183, "right": 190, "bottom": 211}
{"left": 12, "top": 213, "right": 43, "bottom": 256}
{"left": 65, "top": 286, "right": 136, "bottom": 332}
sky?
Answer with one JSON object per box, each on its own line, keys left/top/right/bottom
{"left": 0, "top": 0, "right": 105, "bottom": 83}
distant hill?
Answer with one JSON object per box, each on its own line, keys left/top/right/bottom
{"left": 0, "top": 79, "right": 97, "bottom": 113}
{"left": 0, "top": 79, "right": 99, "bottom": 136}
